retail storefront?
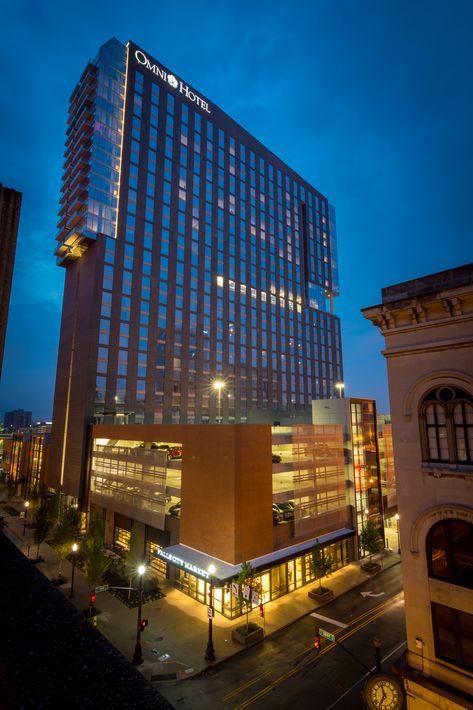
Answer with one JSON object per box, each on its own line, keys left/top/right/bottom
{"left": 155, "top": 527, "right": 355, "bottom": 619}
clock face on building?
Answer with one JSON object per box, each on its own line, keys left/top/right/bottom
{"left": 363, "top": 673, "right": 404, "bottom": 710}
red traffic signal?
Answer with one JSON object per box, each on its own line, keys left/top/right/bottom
{"left": 314, "top": 633, "right": 321, "bottom": 649}
{"left": 138, "top": 619, "right": 149, "bottom": 632}
{"left": 90, "top": 594, "right": 96, "bottom": 605}
{"left": 258, "top": 603, "right": 264, "bottom": 618}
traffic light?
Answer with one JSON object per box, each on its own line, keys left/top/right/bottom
{"left": 138, "top": 619, "right": 149, "bottom": 632}
{"left": 90, "top": 593, "right": 96, "bottom": 606}
{"left": 258, "top": 603, "right": 264, "bottom": 618}
{"left": 314, "top": 632, "right": 321, "bottom": 650}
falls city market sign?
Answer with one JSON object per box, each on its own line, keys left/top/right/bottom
{"left": 135, "top": 50, "right": 211, "bottom": 114}
{"left": 155, "top": 549, "right": 212, "bottom": 580}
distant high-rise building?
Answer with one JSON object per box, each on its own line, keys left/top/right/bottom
{"left": 0, "top": 184, "right": 22, "bottom": 381}
{"left": 49, "top": 38, "right": 343, "bottom": 496}
{"left": 3, "top": 409, "right": 32, "bottom": 432}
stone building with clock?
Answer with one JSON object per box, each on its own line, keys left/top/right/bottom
{"left": 363, "top": 263, "right": 473, "bottom": 709}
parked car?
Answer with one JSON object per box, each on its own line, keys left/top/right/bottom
{"left": 272, "top": 503, "right": 283, "bottom": 524}
{"left": 169, "top": 501, "right": 181, "bottom": 517}
{"left": 272, "top": 454, "right": 282, "bottom": 464}
{"left": 152, "top": 443, "right": 182, "bottom": 460}
{"left": 277, "top": 501, "right": 294, "bottom": 521}
{"left": 168, "top": 446, "right": 182, "bottom": 460}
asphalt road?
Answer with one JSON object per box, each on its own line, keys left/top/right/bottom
{"left": 158, "top": 564, "right": 405, "bottom": 710}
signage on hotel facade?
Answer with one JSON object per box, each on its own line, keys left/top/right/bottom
{"left": 134, "top": 49, "right": 211, "bottom": 114}
{"left": 155, "top": 548, "right": 212, "bottom": 580}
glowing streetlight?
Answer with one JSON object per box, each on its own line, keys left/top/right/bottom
{"left": 205, "top": 563, "right": 216, "bottom": 662}
{"left": 335, "top": 381, "right": 345, "bottom": 398}
{"left": 22, "top": 501, "right": 30, "bottom": 536}
{"left": 395, "top": 513, "right": 400, "bottom": 554}
{"left": 132, "top": 564, "right": 146, "bottom": 665}
{"left": 69, "top": 543, "right": 79, "bottom": 599}
{"left": 212, "top": 379, "right": 225, "bottom": 424}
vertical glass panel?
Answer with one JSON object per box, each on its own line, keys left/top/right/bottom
{"left": 433, "top": 603, "right": 457, "bottom": 663}
{"left": 430, "top": 523, "right": 448, "bottom": 578}
{"left": 459, "top": 609, "right": 473, "bottom": 669}
{"left": 451, "top": 521, "right": 473, "bottom": 586}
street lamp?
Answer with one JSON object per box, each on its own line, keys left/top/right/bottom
{"left": 395, "top": 513, "right": 400, "bottom": 554}
{"left": 69, "top": 543, "right": 78, "bottom": 599}
{"left": 132, "top": 564, "right": 146, "bottom": 665}
{"left": 212, "top": 379, "right": 225, "bottom": 424}
{"left": 335, "top": 381, "right": 345, "bottom": 398}
{"left": 205, "top": 563, "right": 216, "bottom": 662}
{"left": 22, "top": 501, "right": 30, "bottom": 536}
{"left": 373, "top": 636, "right": 382, "bottom": 672}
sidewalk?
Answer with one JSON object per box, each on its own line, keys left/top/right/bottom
{"left": 1, "top": 497, "right": 401, "bottom": 684}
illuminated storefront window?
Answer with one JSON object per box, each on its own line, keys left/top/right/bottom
{"left": 171, "top": 537, "right": 353, "bottom": 619}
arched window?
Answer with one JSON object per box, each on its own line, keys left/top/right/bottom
{"left": 419, "top": 386, "right": 473, "bottom": 464}
{"left": 427, "top": 519, "right": 473, "bottom": 589}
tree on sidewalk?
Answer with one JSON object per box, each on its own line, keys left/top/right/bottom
{"left": 83, "top": 514, "right": 111, "bottom": 613}
{"left": 33, "top": 503, "right": 50, "bottom": 561}
{"left": 311, "top": 540, "right": 335, "bottom": 594}
{"left": 53, "top": 504, "right": 81, "bottom": 580}
{"left": 360, "top": 519, "right": 384, "bottom": 564}
{"left": 235, "top": 561, "right": 262, "bottom": 634}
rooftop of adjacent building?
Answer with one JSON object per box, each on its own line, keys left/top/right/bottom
{"left": 381, "top": 262, "right": 473, "bottom": 305}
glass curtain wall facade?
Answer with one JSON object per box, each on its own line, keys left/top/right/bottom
{"left": 53, "top": 38, "right": 343, "bottom": 439}
{"left": 350, "top": 399, "right": 383, "bottom": 544}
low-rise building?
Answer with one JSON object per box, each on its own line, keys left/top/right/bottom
{"left": 363, "top": 262, "right": 473, "bottom": 708}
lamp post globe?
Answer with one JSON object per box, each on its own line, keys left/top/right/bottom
{"left": 212, "top": 379, "right": 225, "bottom": 423}
{"left": 205, "top": 563, "right": 216, "bottom": 662}
{"left": 132, "top": 564, "right": 146, "bottom": 665}
{"left": 22, "top": 501, "right": 30, "bottom": 536}
{"left": 69, "top": 542, "right": 78, "bottom": 599}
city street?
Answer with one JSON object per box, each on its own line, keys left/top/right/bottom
{"left": 158, "top": 564, "right": 405, "bottom": 709}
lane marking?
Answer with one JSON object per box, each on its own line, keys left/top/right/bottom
{"left": 231, "top": 593, "right": 404, "bottom": 709}
{"left": 222, "top": 670, "right": 273, "bottom": 701}
{"left": 224, "top": 594, "right": 402, "bottom": 705}
{"left": 309, "top": 612, "right": 348, "bottom": 628}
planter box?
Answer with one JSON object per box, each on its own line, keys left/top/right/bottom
{"left": 308, "top": 588, "right": 334, "bottom": 603}
{"left": 361, "top": 562, "right": 381, "bottom": 575}
{"left": 232, "top": 626, "right": 264, "bottom": 647}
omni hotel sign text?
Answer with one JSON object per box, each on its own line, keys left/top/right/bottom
{"left": 135, "top": 50, "right": 211, "bottom": 114}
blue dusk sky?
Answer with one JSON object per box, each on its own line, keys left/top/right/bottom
{"left": 0, "top": 0, "right": 472, "bottom": 421}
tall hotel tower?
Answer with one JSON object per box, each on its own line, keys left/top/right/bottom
{"left": 49, "top": 39, "right": 343, "bottom": 492}
{"left": 0, "top": 184, "right": 22, "bottom": 382}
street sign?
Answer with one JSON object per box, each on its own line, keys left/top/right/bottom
{"left": 207, "top": 606, "right": 214, "bottom": 618}
{"left": 319, "top": 627, "right": 335, "bottom": 642}
{"left": 242, "top": 584, "right": 250, "bottom": 600}
{"left": 251, "top": 590, "right": 260, "bottom": 606}
{"left": 95, "top": 584, "right": 109, "bottom": 593}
